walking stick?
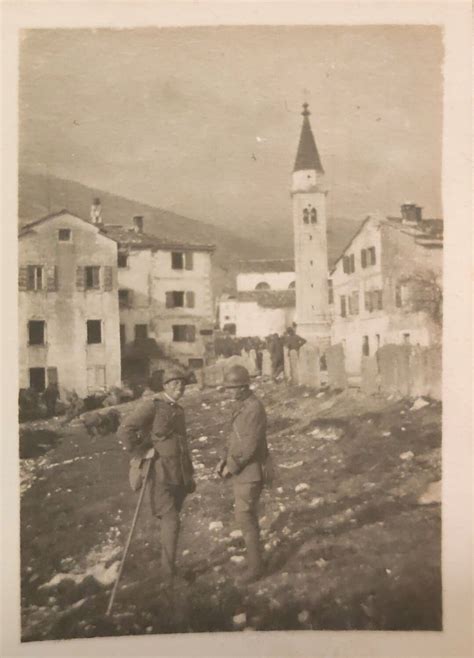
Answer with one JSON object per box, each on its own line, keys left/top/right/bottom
{"left": 106, "top": 457, "right": 153, "bottom": 616}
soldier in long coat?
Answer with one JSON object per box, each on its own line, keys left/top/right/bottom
{"left": 117, "top": 367, "right": 195, "bottom": 584}
{"left": 216, "top": 365, "right": 269, "bottom": 584}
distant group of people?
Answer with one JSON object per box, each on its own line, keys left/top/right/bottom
{"left": 215, "top": 326, "right": 307, "bottom": 381}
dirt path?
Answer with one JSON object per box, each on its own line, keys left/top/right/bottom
{"left": 20, "top": 381, "right": 441, "bottom": 639}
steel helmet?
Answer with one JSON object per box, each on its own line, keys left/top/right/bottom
{"left": 162, "top": 366, "right": 188, "bottom": 386}
{"left": 224, "top": 364, "right": 250, "bottom": 388}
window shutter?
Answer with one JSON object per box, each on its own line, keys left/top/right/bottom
{"left": 361, "top": 249, "right": 367, "bottom": 268}
{"left": 350, "top": 254, "right": 355, "bottom": 273}
{"left": 18, "top": 267, "right": 28, "bottom": 291}
{"left": 104, "top": 266, "right": 113, "bottom": 291}
{"left": 47, "top": 367, "right": 58, "bottom": 385}
{"left": 185, "top": 252, "right": 194, "bottom": 270}
{"left": 342, "top": 257, "right": 347, "bottom": 274}
{"left": 186, "top": 291, "right": 195, "bottom": 308}
{"left": 166, "top": 292, "right": 174, "bottom": 308}
{"left": 76, "top": 266, "right": 85, "bottom": 291}
{"left": 186, "top": 325, "right": 196, "bottom": 342}
{"left": 47, "top": 265, "right": 58, "bottom": 292}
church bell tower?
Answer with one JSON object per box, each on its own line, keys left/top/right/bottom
{"left": 291, "top": 103, "right": 331, "bottom": 348}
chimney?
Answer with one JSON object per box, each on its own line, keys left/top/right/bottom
{"left": 90, "top": 197, "right": 102, "bottom": 224}
{"left": 133, "top": 215, "right": 144, "bottom": 233}
{"left": 401, "top": 202, "right": 422, "bottom": 223}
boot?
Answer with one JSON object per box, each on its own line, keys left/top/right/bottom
{"left": 239, "top": 525, "right": 264, "bottom": 584}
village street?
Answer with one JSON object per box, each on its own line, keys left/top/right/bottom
{"left": 20, "top": 380, "right": 441, "bottom": 640}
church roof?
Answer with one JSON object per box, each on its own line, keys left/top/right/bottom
{"left": 236, "top": 258, "right": 295, "bottom": 274}
{"left": 237, "top": 289, "right": 296, "bottom": 308}
{"left": 293, "top": 104, "right": 324, "bottom": 174}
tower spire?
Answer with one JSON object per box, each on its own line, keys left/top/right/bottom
{"left": 293, "top": 103, "right": 324, "bottom": 174}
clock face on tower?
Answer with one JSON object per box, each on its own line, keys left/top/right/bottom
{"left": 303, "top": 205, "right": 318, "bottom": 224}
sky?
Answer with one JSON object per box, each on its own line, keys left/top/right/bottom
{"left": 19, "top": 26, "right": 443, "bottom": 246}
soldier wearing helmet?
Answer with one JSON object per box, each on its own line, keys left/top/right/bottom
{"left": 117, "top": 365, "right": 195, "bottom": 586}
{"left": 216, "top": 364, "right": 269, "bottom": 583}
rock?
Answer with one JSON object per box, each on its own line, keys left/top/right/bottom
{"left": 309, "top": 497, "right": 323, "bottom": 507}
{"left": 417, "top": 480, "right": 441, "bottom": 505}
{"left": 295, "top": 483, "right": 310, "bottom": 493}
{"left": 230, "top": 555, "right": 245, "bottom": 564}
{"left": 316, "top": 558, "right": 328, "bottom": 568}
{"left": 230, "top": 529, "right": 243, "bottom": 539}
{"left": 71, "top": 598, "right": 86, "bottom": 609}
{"left": 198, "top": 436, "right": 208, "bottom": 443}
{"left": 182, "top": 549, "right": 190, "bottom": 556}
{"left": 310, "top": 426, "right": 343, "bottom": 441}
{"left": 146, "top": 626, "right": 153, "bottom": 633}
{"left": 399, "top": 451, "right": 414, "bottom": 461}
{"left": 276, "top": 487, "right": 284, "bottom": 494}
{"left": 233, "top": 612, "right": 246, "bottom": 627}
{"left": 382, "top": 431, "right": 391, "bottom": 437}
{"left": 209, "top": 521, "right": 224, "bottom": 531}
{"left": 298, "top": 610, "right": 310, "bottom": 624}
{"left": 280, "top": 461, "right": 304, "bottom": 470}
{"left": 411, "top": 397, "right": 430, "bottom": 410}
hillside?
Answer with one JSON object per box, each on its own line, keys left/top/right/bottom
{"left": 19, "top": 171, "right": 363, "bottom": 296}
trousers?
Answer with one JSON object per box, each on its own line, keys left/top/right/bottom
{"left": 233, "top": 481, "right": 263, "bottom": 575}
{"left": 149, "top": 478, "right": 186, "bottom": 579}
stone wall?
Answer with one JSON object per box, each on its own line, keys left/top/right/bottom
{"left": 326, "top": 344, "right": 348, "bottom": 390}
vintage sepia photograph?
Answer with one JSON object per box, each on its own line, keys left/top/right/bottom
{"left": 13, "top": 19, "right": 450, "bottom": 644}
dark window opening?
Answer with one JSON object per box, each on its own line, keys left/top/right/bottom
{"left": 328, "top": 279, "right": 334, "bottom": 304}
{"left": 166, "top": 291, "right": 184, "bottom": 308}
{"left": 310, "top": 208, "right": 317, "bottom": 224}
{"left": 28, "top": 320, "right": 45, "bottom": 345}
{"left": 135, "top": 324, "right": 148, "bottom": 341}
{"left": 85, "top": 266, "right": 100, "bottom": 290}
{"left": 188, "top": 358, "right": 204, "bottom": 369}
{"left": 403, "top": 333, "right": 411, "bottom": 344}
{"left": 362, "top": 335, "right": 370, "bottom": 357}
{"left": 395, "top": 284, "right": 403, "bottom": 308}
{"left": 119, "top": 289, "right": 132, "bottom": 308}
{"left": 223, "top": 323, "right": 236, "bottom": 335}
{"left": 27, "top": 265, "right": 43, "bottom": 291}
{"left": 171, "top": 252, "right": 184, "bottom": 270}
{"left": 172, "top": 325, "right": 196, "bottom": 342}
{"left": 118, "top": 253, "right": 128, "bottom": 268}
{"left": 120, "top": 324, "right": 126, "bottom": 346}
{"left": 58, "top": 229, "right": 71, "bottom": 242}
{"left": 199, "top": 329, "right": 213, "bottom": 336}
{"left": 29, "top": 367, "right": 46, "bottom": 392}
{"left": 340, "top": 296, "right": 347, "bottom": 318}
{"left": 303, "top": 209, "right": 309, "bottom": 224}
{"left": 361, "top": 249, "right": 367, "bottom": 268}
{"left": 255, "top": 282, "right": 270, "bottom": 290}
{"left": 289, "top": 281, "right": 296, "bottom": 289}
{"left": 87, "top": 320, "right": 102, "bottom": 344}
{"left": 368, "top": 247, "right": 376, "bottom": 265}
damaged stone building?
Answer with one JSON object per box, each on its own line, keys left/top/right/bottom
{"left": 18, "top": 210, "right": 122, "bottom": 397}
{"left": 101, "top": 215, "right": 216, "bottom": 382}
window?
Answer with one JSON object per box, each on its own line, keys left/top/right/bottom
{"left": 328, "top": 279, "right": 334, "bottom": 304}
{"left": 362, "top": 336, "right": 370, "bottom": 357}
{"left": 87, "top": 365, "right": 106, "bottom": 390}
{"left": 374, "top": 289, "right": 383, "bottom": 310}
{"left": 349, "top": 291, "right": 359, "bottom": 315}
{"left": 186, "top": 291, "right": 195, "bottom": 308}
{"left": 87, "top": 320, "right": 102, "bottom": 344}
{"left": 303, "top": 208, "right": 309, "bottom": 224}
{"left": 166, "top": 291, "right": 184, "bottom": 308}
{"left": 172, "top": 325, "right": 196, "bottom": 342}
{"left": 340, "top": 295, "right": 347, "bottom": 318}
{"left": 85, "top": 266, "right": 100, "bottom": 290}
{"left": 361, "top": 249, "right": 367, "bottom": 268}
{"left": 28, "top": 320, "right": 45, "bottom": 345}
{"left": 171, "top": 252, "right": 184, "bottom": 270}
{"left": 47, "top": 367, "right": 58, "bottom": 386}
{"left": 343, "top": 255, "right": 355, "bottom": 274}
{"left": 118, "top": 253, "right": 128, "bottom": 268}
{"left": 58, "top": 229, "right": 71, "bottom": 242}
{"left": 368, "top": 247, "right": 376, "bottom": 266}
{"left": 310, "top": 208, "right": 317, "bottom": 224}
{"left": 29, "top": 367, "right": 46, "bottom": 391}
{"left": 135, "top": 324, "right": 148, "bottom": 341}
{"left": 376, "top": 334, "right": 381, "bottom": 349}
{"left": 27, "top": 265, "right": 43, "bottom": 291}
{"left": 119, "top": 289, "right": 132, "bottom": 308}
{"left": 223, "top": 323, "right": 236, "bottom": 335}
{"left": 365, "top": 291, "right": 373, "bottom": 312}
{"left": 350, "top": 254, "right": 355, "bottom": 273}
{"left": 403, "top": 333, "right": 411, "bottom": 345}
{"left": 289, "top": 281, "right": 296, "bottom": 289}
{"left": 185, "top": 252, "right": 194, "bottom": 270}
{"left": 189, "top": 358, "right": 204, "bottom": 369}
{"left": 395, "top": 283, "right": 403, "bottom": 308}
{"left": 199, "top": 329, "right": 213, "bottom": 336}
{"left": 255, "top": 282, "right": 271, "bottom": 290}
{"left": 120, "top": 324, "right": 126, "bottom": 346}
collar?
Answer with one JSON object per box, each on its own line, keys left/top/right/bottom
{"left": 155, "top": 391, "right": 180, "bottom": 407}
{"left": 232, "top": 390, "right": 253, "bottom": 415}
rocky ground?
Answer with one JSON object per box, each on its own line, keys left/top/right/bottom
{"left": 20, "top": 380, "right": 442, "bottom": 640}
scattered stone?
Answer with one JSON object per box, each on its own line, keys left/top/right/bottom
{"left": 230, "top": 529, "right": 243, "bottom": 539}
{"left": 316, "top": 558, "right": 328, "bottom": 569}
{"left": 71, "top": 598, "right": 86, "bottom": 609}
{"left": 310, "top": 426, "right": 343, "bottom": 441}
{"left": 385, "top": 569, "right": 392, "bottom": 575}
{"left": 233, "top": 612, "right": 246, "bottom": 627}
{"left": 280, "top": 461, "right": 304, "bottom": 470}
{"left": 276, "top": 487, "right": 284, "bottom": 494}
{"left": 209, "top": 521, "right": 224, "bottom": 531}
{"left": 264, "top": 543, "right": 271, "bottom": 552}
{"left": 411, "top": 397, "right": 430, "bottom": 411}
{"left": 417, "top": 480, "right": 441, "bottom": 505}
{"left": 298, "top": 610, "right": 310, "bottom": 624}
{"left": 198, "top": 436, "right": 208, "bottom": 443}
{"left": 295, "top": 483, "right": 310, "bottom": 493}
{"left": 282, "top": 526, "right": 291, "bottom": 536}
{"left": 182, "top": 549, "right": 190, "bottom": 557}
{"left": 230, "top": 555, "right": 245, "bottom": 564}
{"left": 309, "top": 497, "right": 323, "bottom": 507}
{"left": 382, "top": 431, "right": 391, "bottom": 437}
{"left": 400, "top": 451, "right": 414, "bottom": 461}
